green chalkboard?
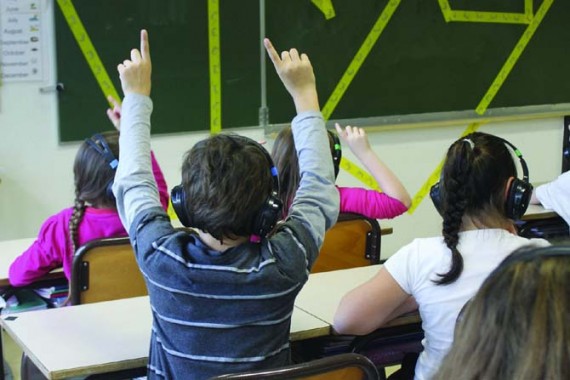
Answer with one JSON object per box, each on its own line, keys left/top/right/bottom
{"left": 56, "top": 0, "right": 570, "bottom": 142}
{"left": 55, "top": 0, "right": 260, "bottom": 142}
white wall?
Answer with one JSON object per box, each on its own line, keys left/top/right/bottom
{"left": 0, "top": 1, "right": 562, "bottom": 258}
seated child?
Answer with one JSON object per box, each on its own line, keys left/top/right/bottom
{"left": 434, "top": 245, "right": 570, "bottom": 380}
{"left": 112, "top": 30, "right": 339, "bottom": 378}
{"left": 272, "top": 123, "right": 411, "bottom": 219}
{"left": 9, "top": 97, "right": 169, "bottom": 287}
{"left": 333, "top": 132, "right": 549, "bottom": 380}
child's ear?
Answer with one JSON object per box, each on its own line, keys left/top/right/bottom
{"left": 504, "top": 176, "right": 515, "bottom": 200}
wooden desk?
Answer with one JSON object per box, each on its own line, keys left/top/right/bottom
{"left": 522, "top": 204, "right": 558, "bottom": 221}
{"left": 0, "top": 296, "right": 329, "bottom": 380}
{"left": 0, "top": 238, "right": 65, "bottom": 287}
{"left": 296, "top": 265, "right": 420, "bottom": 329}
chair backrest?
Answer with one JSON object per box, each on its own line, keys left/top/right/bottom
{"left": 210, "top": 353, "right": 380, "bottom": 380}
{"left": 312, "top": 213, "right": 381, "bottom": 273}
{"left": 68, "top": 236, "right": 147, "bottom": 305}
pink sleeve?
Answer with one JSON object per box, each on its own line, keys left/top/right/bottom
{"left": 338, "top": 187, "right": 408, "bottom": 219}
{"left": 9, "top": 213, "right": 70, "bottom": 286}
{"left": 150, "top": 151, "right": 170, "bottom": 211}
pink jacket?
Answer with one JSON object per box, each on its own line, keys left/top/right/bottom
{"left": 8, "top": 152, "right": 169, "bottom": 287}
{"left": 337, "top": 186, "right": 408, "bottom": 219}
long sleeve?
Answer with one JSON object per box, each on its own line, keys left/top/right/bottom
{"left": 150, "top": 151, "right": 170, "bottom": 211}
{"left": 338, "top": 187, "right": 408, "bottom": 219}
{"left": 287, "top": 111, "right": 340, "bottom": 249}
{"left": 9, "top": 214, "right": 69, "bottom": 286}
{"left": 112, "top": 93, "right": 163, "bottom": 231}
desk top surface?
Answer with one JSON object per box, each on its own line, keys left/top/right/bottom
{"left": 522, "top": 204, "right": 558, "bottom": 221}
{"left": 0, "top": 296, "right": 329, "bottom": 379}
{"left": 296, "top": 265, "right": 420, "bottom": 329}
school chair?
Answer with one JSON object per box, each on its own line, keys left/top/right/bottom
{"left": 350, "top": 323, "right": 424, "bottom": 380}
{"left": 68, "top": 236, "right": 148, "bottom": 305}
{"left": 312, "top": 213, "right": 382, "bottom": 273}
{"left": 21, "top": 236, "right": 148, "bottom": 380}
{"left": 210, "top": 353, "right": 380, "bottom": 380}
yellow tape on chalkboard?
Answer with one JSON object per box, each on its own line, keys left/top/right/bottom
{"left": 475, "top": 0, "right": 553, "bottom": 115}
{"left": 56, "top": 0, "right": 120, "bottom": 104}
{"left": 321, "top": 0, "right": 401, "bottom": 121}
{"left": 311, "top": 0, "right": 336, "bottom": 20}
{"left": 320, "top": 0, "right": 402, "bottom": 191}
{"left": 438, "top": 0, "right": 532, "bottom": 24}
{"left": 409, "top": 0, "right": 553, "bottom": 213}
{"left": 208, "top": 0, "right": 222, "bottom": 134}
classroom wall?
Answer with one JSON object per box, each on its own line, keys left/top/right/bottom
{"left": 0, "top": 1, "right": 562, "bottom": 258}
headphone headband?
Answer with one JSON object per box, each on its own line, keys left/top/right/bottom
{"left": 85, "top": 133, "right": 119, "bottom": 170}
{"left": 430, "top": 134, "right": 532, "bottom": 220}
{"left": 171, "top": 134, "right": 283, "bottom": 239}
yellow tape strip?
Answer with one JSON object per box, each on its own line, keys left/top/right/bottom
{"left": 410, "top": 0, "right": 553, "bottom": 213}
{"left": 340, "top": 158, "right": 380, "bottom": 191}
{"left": 446, "top": 11, "right": 531, "bottom": 24}
{"left": 438, "top": 0, "right": 532, "bottom": 24}
{"left": 475, "top": 0, "right": 553, "bottom": 115}
{"left": 56, "top": 0, "right": 120, "bottom": 104}
{"left": 208, "top": 0, "right": 222, "bottom": 134}
{"left": 408, "top": 122, "right": 483, "bottom": 213}
{"left": 311, "top": 0, "right": 336, "bottom": 20}
{"left": 319, "top": 0, "right": 401, "bottom": 190}
{"left": 525, "top": 0, "right": 534, "bottom": 18}
{"left": 321, "top": 0, "right": 401, "bottom": 121}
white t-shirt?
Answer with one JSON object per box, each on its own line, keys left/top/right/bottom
{"left": 536, "top": 171, "right": 570, "bottom": 229}
{"left": 384, "top": 229, "right": 549, "bottom": 380}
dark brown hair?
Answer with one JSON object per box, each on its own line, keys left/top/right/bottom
{"left": 181, "top": 134, "right": 273, "bottom": 241}
{"left": 436, "top": 132, "right": 517, "bottom": 285}
{"left": 434, "top": 245, "right": 570, "bottom": 380}
{"left": 69, "top": 131, "right": 119, "bottom": 253}
{"left": 271, "top": 126, "right": 337, "bottom": 217}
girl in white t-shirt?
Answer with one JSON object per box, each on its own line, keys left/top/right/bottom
{"left": 333, "top": 132, "right": 550, "bottom": 380}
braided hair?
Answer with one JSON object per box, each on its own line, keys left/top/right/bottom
{"left": 435, "top": 132, "right": 517, "bottom": 285}
{"left": 68, "top": 131, "right": 119, "bottom": 253}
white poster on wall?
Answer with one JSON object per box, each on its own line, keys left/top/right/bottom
{"left": 0, "top": 0, "right": 43, "bottom": 82}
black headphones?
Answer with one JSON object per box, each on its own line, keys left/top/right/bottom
{"left": 84, "top": 133, "right": 119, "bottom": 200}
{"left": 171, "top": 135, "right": 283, "bottom": 239}
{"left": 328, "top": 130, "right": 342, "bottom": 179}
{"left": 430, "top": 136, "right": 533, "bottom": 220}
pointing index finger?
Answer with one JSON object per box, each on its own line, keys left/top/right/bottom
{"left": 263, "top": 38, "right": 281, "bottom": 67}
{"left": 140, "top": 29, "right": 150, "bottom": 61}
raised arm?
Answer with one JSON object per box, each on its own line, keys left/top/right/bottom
{"left": 112, "top": 30, "right": 162, "bottom": 231}
{"left": 335, "top": 123, "right": 412, "bottom": 208}
{"left": 105, "top": 94, "right": 169, "bottom": 211}
{"left": 264, "top": 39, "right": 339, "bottom": 249}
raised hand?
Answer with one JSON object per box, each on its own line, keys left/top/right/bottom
{"left": 335, "top": 123, "right": 372, "bottom": 157}
{"left": 106, "top": 95, "right": 122, "bottom": 130}
{"left": 117, "top": 29, "right": 152, "bottom": 97}
{"left": 264, "top": 38, "right": 319, "bottom": 114}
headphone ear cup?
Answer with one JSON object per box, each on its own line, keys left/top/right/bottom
{"left": 505, "top": 179, "right": 533, "bottom": 220}
{"left": 252, "top": 194, "right": 283, "bottom": 237}
{"left": 430, "top": 182, "right": 444, "bottom": 216}
{"left": 171, "top": 185, "right": 192, "bottom": 227}
{"left": 106, "top": 180, "right": 115, "bottom": 201}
